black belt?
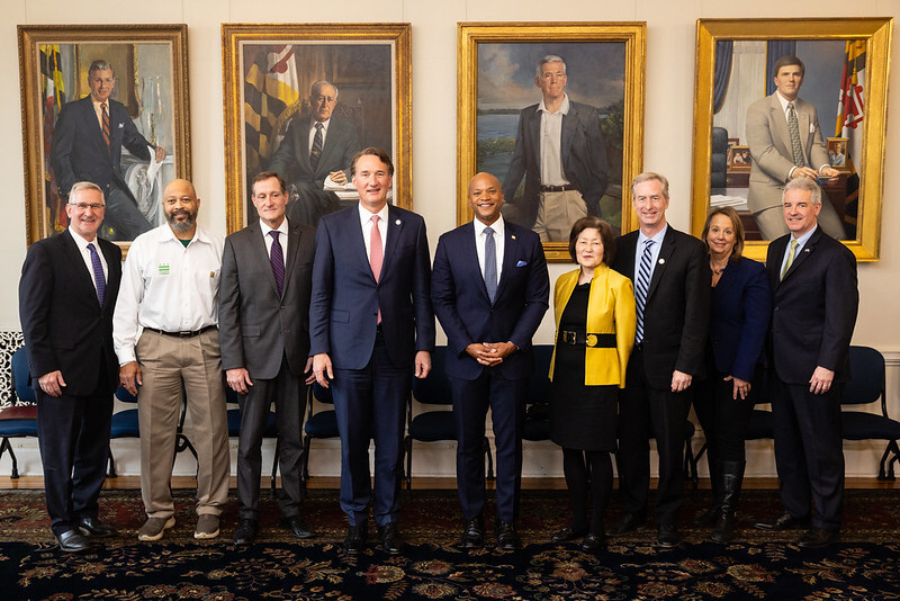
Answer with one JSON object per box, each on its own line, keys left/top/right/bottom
{"left": 540, "top": 185, "right": 575, "bottom": 193}
{"left": 560, "top": 331, "right": 616, "bottom": 348}
{"left": 144, "top": 325, "right": 216, "bottom": 338}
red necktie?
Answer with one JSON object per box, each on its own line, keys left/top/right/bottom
{"left": 101, "top": 103, "right": 110, "bottom": 148}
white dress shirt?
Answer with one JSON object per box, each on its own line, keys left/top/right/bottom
{"left": 473, "top": 215, "right": 505, "bottom": 282}
{"left": 359, "top": 202, "right": 388, "bottom": 262}
{"left": 260, "top": 218, "right": 289, "bottom": 266}
{"left": 68, "top": 227, "right": 108, "bottom": 296}
{"left": 538, "top": 94, "right": 571, "bottom": 187}
{"left": 113, "top": 224, "right": 224, "bottom": 365}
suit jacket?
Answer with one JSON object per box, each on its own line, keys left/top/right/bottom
{"left": 50, "top": 95, "right": 152, "bottom": 199}
{"left": 18, "top": 230, "right": 122, "bottom": 395}
{"left": 431, "top": 220, "right": 549, "bottom": 381}
{"left": 268, "top": 114, "right": 359, "bottom": 189}
{"left": 549, "top": 264, "right": 635, "bottom": 387}
{"left": 709, "top": 256, "right": 770, "bottom": 382}
{"left": 611, "top": 227, "right": 711, "bottom": 390}
{"left": 309, "top": 204, "right": 435, "bottom": 370}
{"left": 746, "top": 93, "right": 831, "bottom": 214}
{"left": 766, "top": 227, "right": 858, "bottom": 385}
{"left": 218, "top": 220, "right": 316, "bottom": 379}
{"left": 502, "top": 101, "right": 609, "bottom": 228}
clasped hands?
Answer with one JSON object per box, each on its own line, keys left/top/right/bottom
{"left": 466, "top": 341, "right": 516, "bottom": 367}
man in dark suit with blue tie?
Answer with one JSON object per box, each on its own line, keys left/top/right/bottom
{"left": 432, "top": 172, "right": 550, "bottom": 550}
{"left": 19, "top": 181, "right": 122, "bottom": 552}
{"left": 51, "top": 60, "right": 166, "bottom": 241}
{"left": 754, "top": 177, "right": 858, "bottom": 548}
{"left": 219, "top": 171, "right": 317, "bottom": 545}
{"left": 311, "top": 147, "right": 434, "bottom": 554}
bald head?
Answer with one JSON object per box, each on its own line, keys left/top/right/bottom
{"left": 468, "top": 172, "right": 504, "bottom": 225}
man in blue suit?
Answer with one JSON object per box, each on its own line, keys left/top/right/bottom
{"left": 310, "top": 147, "right": 434, "bottom": 555}
{"left": 51, "top": 60, "right": 165, "bottom": 241}
{"left": 432, "top": 172, "right": 550, "bottom": 550}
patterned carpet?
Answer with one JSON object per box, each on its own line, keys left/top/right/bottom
{"left": 2, "top": 488, "right": 900, "bottom": 600}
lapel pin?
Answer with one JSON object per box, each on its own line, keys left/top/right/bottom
{"left": 658, "top": 258, "right": 665, "bottom": 265}
{"left": 512, "top": 235, "right": 517, "bottom": 240}
{"left": 395, "top": 219, "right": 401, "bottom": 225}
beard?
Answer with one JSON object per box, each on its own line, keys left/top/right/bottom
{"left": 167, "top": 209, "right": 197, "bottom": 234}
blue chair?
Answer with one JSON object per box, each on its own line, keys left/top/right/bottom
{"left": 840, "top": 346, "right": 900, "bottom": 480}
{"left": 523, "top": 345, "right": 553, "bottom": 442}
{"left": 301, "top": 382, "right": 339, "bottom": 492}
{"left": 107, "top": 385, "right": 140, "bottom": 478}
{"left": 404, "top": 346, "right": 492, "bottom": 492}
{"left": 0, "top": 347, "right": 38, "bottom": 478}
{"left": 226, "top": 387, "right": 280, "bottom": 497}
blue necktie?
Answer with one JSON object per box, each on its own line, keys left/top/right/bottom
{"left": 269, "top": 230, "right": 284, "bottom": 296}
{"left": 87, "top": 243, "right": 106, "bottom": 306}
{"left": 484, "top": 226, "right": 497, "bottom": 303}
{"left": 635, "top": 240, "right": 654, "bottom": 343}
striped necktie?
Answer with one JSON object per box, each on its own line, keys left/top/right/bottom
{"left": 310, "top": 123, "right": 324, "bottom": 170}
{"left": 634, "top": 239, "right": 654, "bottom": 343}
{"left": 269, "top": 230, "right": 284, "bottom": 296}
{"left": 101, "top": 103, "right": 110, "bottom": 149}
{"left": 87, "top": 243, "right": 106, "bottom": 306}
{"left": 787, "top": 103, "right": 804, "bottom": 167}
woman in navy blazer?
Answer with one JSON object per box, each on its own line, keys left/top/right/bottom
{"left": 693, "top": 206, "right": 771, "bottom": 543}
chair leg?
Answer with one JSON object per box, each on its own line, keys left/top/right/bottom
{"left": 0, "top": 438, "right": 19, "bottom": 480}
{"left": 483, "top": 437, "right": 494, "bottom": 480}
{"left": 404, "top": 436, "right": 413, "bottom": 496}
{"left": 271, "top": 437, "right": 280, "bottom": 499}
{"left": 107, "top": 444, "right": 118, "bottom": 479}
{"left": 300, "top": 435, "right": 312, "bottom": 495}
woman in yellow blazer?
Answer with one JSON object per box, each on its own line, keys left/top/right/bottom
{"left": 548, "top": 216, "right": 636, "bottom": 551}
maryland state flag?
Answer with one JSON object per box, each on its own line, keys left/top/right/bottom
{"left": 244, "top": 45, "right": 301, "bottom": 176}
{"left": 834, "top": 40, "right": 866, "bottom": 238}
{"left": 40, "top": 44, "right": 67, "bottom": 232}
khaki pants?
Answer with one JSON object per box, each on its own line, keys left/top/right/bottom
{"left": 534, "top": 189, "right": 588, "bottom": 242}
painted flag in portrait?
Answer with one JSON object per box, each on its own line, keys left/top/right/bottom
{"left": 835, "top": 40, "right": 866, "bottom": 236}
{"left": 244, "top": 45, "right": 301, "bottom": 175}
{"left": 40, "top": 44, "right": 67, "bottom": 232}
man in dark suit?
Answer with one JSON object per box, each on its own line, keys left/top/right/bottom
{"left": 432, "top": 172, "right": 549, "bottom": 550}
{"left": 502, "top": 55, "right": 609, "bottom": 242}
{"left": 219, "top": 171, "right": 317, "bottom": 545}
{"left": 51, "top": 60, "right": 166, "bottom": 242}
{"left": 610, "top": 172, "right": 710, "bottom": 548}
{"left": 754, "top": 177, "right": 858, "bottom": 548}
{"left": 746, "top": 55, "right": 844, "bottom": 241}
{"left": 268, "top": 80, "right": 360, "bottom": 228}
{"left": 310, "top": 147, "right": 434, "bottom": 555}
{"left": 18, "top": 181, "right": 122, "bottom": 552}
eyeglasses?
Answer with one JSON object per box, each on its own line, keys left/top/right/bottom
{"left": 69, "top": 203, "right": 106, "bottom": 211}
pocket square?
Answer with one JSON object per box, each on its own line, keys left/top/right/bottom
{"left": 516, "top": 260, "right": 528, "bottom": 267}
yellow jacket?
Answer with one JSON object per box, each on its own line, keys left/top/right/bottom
{"left": 550, "top": 264, "right": 636, "bottom": 388}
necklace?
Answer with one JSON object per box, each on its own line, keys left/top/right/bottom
{"left": 710, "top": 258, "right": 729, "bottom": 276}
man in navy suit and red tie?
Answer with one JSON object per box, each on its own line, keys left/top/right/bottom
{"left": 432, "top": 172, "right": 550, "bottom": 550}
{"left": 51, "top": 59, "right": 166, "bottom": 241}
{"left": 19, "top": 181, "right": 122, "bottom": 552}
{"left": 310, "top": 147, "right": 434, "bottom": 555}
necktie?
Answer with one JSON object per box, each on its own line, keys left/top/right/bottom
{"left": 101, "top": 103, "right": 110, "bottom": 149}
{"left": 484, "top": 226, "right": 498, "bottom": 303}
{"left": 634, "top": 239, "right": 653, "bottom": 343}
{"left": 369, "top": 216, "right": 383, "bottom": 323}
{"left": 269, "top": 230, "right": 284, "bottom": 296}
{"left": 787, "top": 103, "right": 804, "bottom": 167}
{"left": 781, "top": 239, "right": 799, "bottom": 281}
{"left": 310, "top": 122, "right": 324, "bottom": 170}
{"left": 87, "top": 243, "right": 106, "bottom": 306}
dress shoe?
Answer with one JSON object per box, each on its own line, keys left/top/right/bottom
{"left": 343, "top": 523, "right": 367, "bottom": 554}
{"left": 608, "top": 513, "right": 645, "bottom": 535}
{"left": 657, "top": 524, "right": 681, "bottom": 548}
{"left": 692, "top": 505, "right": 720, "bottom": 527}
{"left": 495, "top": 521, "right": 521, "bottom": 550}
{"left": 233, "top": 519, "right": 258, "bottom": 545}
{"left": 753, "top": 511, "right": 809, "bottom": 531}
{"left": 77, "top": 516, "right": 118, "bottom": 538}
{"left": 797, "top": 527, "right": 839, "bottom": 549}
{"left": 377, "top": 522, "right": 406, "bottom": 555}
{"left": 281, "top": 515, "right": 316, "bottom": 539}
{"left": 550, "top": 525, "right": 588, "bottom": 543}
{"left": 581, "top": 532, "right": 606, "bottom": 552}
{"left": 460, "top": 517, "right": 484, "bottom": 549}
{"left": 57, "top": 529, "right": 92, "bottom": 553}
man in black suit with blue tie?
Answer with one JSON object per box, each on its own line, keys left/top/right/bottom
{"left": 19, "top": 181, "right": 122, "bottom": 552}
{"left": 432, "top": 172, "right": 550, "bottom": 550}
{"left": 311, "top": 147, "right": 434, "bottom": 554}
{"left": 754, "top": 177, "right": 858, "bottom": 548}
{"left": 51, "top": 60, "right": 166, "bottom": 241}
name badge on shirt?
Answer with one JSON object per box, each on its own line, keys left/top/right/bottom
{"left": 158, "top": 263, "right": 170, "bottom": 275}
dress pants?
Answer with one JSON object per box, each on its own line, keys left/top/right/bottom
{"left": 36, "top": 364, "right": 114, "bottom": 537}
{"left": 136, "top": 329, "right": 230, "bottom": 519}
{"left": 332, "top": 331, "right": 409, "bottom": 528}
{"left": 533, "top": 189, "right": 588, "bottom": 243}
{"left": 236, "top": 355, "right": 305, "bottom": 520}
{"left": 616, "top": 347, "right": 692, "bottom": 526}
{"left": 101, "top": 183, "right": 153, "bottom": 242}
{"left": 772, "top": 378, "right": 845, "bottom": 530}
{"left": 450, "top": 370, "right": 527, "bottom": 523}
{"left": 693, "top": 369, "right": 758, "bottom": 465}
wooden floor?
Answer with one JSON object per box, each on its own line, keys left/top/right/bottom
{"left": 1, "top": 475, "right": 898, "bottom": 491}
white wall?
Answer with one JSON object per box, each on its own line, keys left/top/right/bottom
{"left": 2, "top": 0, "right": 898, "bottom": 479}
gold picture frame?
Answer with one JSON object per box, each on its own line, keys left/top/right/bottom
{"left": 222, "top": 23, "right": 412, "bottom": 234}
{"left": 691, "top": 18, "right": 892, "bottom": 262}
{"left": 458, "top": 22, "right": 646, "bottom": 262}
{"left": 17, "top": 24, "right": 190, "bottom": 249}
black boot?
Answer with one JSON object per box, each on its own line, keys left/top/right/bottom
{"left": 711, "top": 460, "right": 745, "bottom": 543}
{"left": 693, "top": 455, "right": 722, "bottom": 526}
